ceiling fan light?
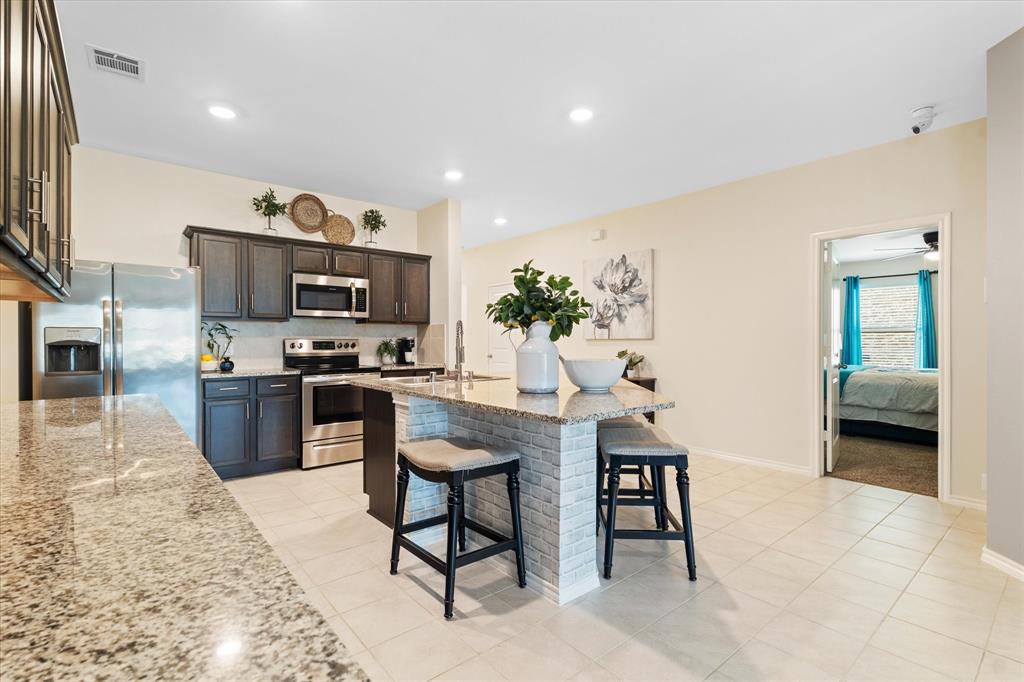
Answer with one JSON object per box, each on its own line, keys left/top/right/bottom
{"left": 924, "top": 250, "right": 940, "bottom": 262}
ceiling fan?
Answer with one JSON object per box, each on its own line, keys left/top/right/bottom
{"left": 874, "top": 230, "right": 940, "bottom": 262}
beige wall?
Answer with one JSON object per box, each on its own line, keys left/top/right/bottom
{"left": 463, "top": 120, "right": 987, "bottom": 501}
{"left": 985, "top": 30, "right": 1023, "bottom": 566}
{"left": 0, "top": 302, "right": 19, "bottom": 402}
{"left": 416, "top": 199, "right": 462, "bottom": 365}
{"left": 71, "top": 146, "right": 419, "bottom": 267}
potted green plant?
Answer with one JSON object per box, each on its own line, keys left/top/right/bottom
{"left": 252, "top": 187, "right": 288, "bottom": 235}
{"left": 377, "top": 337, "right": 398, "bottom": 366}
{"left": 617, "top": 350, "right": 645, "bottom": 378}
{"left": 202, "top": 321, "right": 239, "bottom": 372}
{"left": 361, "top": 209, "right": 387, "bottom": 247}
{"left": 484, "top": 260, "right": 591, "bottom": 393}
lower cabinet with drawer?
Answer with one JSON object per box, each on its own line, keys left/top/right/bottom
{"left": 202, "top": 375, "right": 300, "bottom": 479}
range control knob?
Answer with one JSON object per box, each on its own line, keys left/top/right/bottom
{"left": 297, "top": 342, "right": 304, "bottom": 349}
{"left": 337, "top": 342, "right": 344, "bottom": 349}
{"left": 289, "top": 342, "right": 295, "bottom": 349}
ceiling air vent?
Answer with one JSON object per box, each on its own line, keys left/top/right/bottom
{"left": 86, "top": 45, "right": 144, "bottom": 81}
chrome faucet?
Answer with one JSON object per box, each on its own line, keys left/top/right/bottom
{"left": 455, "top": 320, "right": 465, "bottom": 380}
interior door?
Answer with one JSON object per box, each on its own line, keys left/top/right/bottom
{"left": 823, "top": 242, "right": 842, "bottom": 473}
{"left": 487, "top": 283, "right": 517, "bottom": 375}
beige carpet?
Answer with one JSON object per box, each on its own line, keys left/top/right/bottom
{"left": 828, "top": 435, "right": 938, "bottom": 497}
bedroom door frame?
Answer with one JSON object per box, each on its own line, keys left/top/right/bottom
{"left": 809, "top": 213, "right": 952, "bottom": 502}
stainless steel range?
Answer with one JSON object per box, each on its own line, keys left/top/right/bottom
{"left": 283, "top": 337, "right": 380, "bottom": 469}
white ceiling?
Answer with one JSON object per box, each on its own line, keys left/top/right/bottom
{"left": 832, "top": 227, "right": 933, "bottom": 263}
{"left": 55, "top": 1, "right": 1023, "bottom": 248}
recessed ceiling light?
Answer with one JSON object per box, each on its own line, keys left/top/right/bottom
{"left": 444, "top": 169, "right": 463, "bottom": 181}
{"left": 208, "top": 105, "right": 236, "bottom": 120}
{"left": 569, "top": 107, "right": 593, "bottom": 123}
{"left": 494, "top": 217, "right": 508, "bottom": 226}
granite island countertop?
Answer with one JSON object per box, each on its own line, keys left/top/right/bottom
{"left": 202, "top": 367, "right": 301, "bottom": 379}
{"left": 349, "top": 372, "right": 674, "bottom": 424}
{"left": 0, "top": 395, "right": 365, "bottom": 681}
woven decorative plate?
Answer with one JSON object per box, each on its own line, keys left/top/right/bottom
{"left": 322, "top": 213, "right": 355, "bottom": 245}
{"left": 289, "top": 193, "right": 328, "bottom": 233}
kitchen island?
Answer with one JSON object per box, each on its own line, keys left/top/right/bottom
{"left": 352, "top": 374, "right": 675, "bottom": 605}
{"left": 0, "top": 395, "right": 363, "bottom": 681}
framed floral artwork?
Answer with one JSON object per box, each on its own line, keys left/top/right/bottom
{"left": 583, "top": 249, "right": 653, "bottom": 339}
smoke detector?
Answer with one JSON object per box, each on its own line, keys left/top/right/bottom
{"left": 86, "top": 45, "right": 144, "bottom": 81}
{"left": 910, "top": 106, "right": 935, "bottom": 135}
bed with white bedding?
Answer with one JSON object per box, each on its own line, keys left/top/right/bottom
{"left": 839, "top": 367, "right": 938, "bottom": 444}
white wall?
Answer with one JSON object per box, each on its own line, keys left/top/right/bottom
{"left": 416, "top": 199, "right": 462, "bottom": 365}
{"left": 985, "top": 29, "right": 1024, "bottom": 567}
{"left": 71, "top": 146, "right": 418, "bottom": 267}
{"left": 463, "top": 120, "right": 987, "bottom": 501}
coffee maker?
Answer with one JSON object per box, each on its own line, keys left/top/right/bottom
{"left": 396, "top": 337, "right": 416, "bottom": 365}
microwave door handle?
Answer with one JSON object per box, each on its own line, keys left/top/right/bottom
{"left": 102, "top": 300, "right": 113, "bottom": 396}
{"left": 351, "top": 282, "right": 356, "bottom": 314}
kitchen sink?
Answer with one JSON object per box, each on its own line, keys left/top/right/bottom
{"left": 381, "top": 373, "right": 508, "bottom": 387}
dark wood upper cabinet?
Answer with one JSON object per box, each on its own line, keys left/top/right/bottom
{"left": 291, "top": 244, "right": 329, "bottom": 274}
{"left": 1, "top": 0, "right": 77, "bottom": 301}
{"left": 194, "top": 233, "right": 243, "bottom": 317}
{"left": 368, "top": 253, "right": 400, "bottom": 322}
{"left": 331, "top": 249, "right": 367, "bottom": 277}
{"left": 255, "top": 394, "right": 299, "bottom": 462}
{"left": 1, "top": 0, "right": 31, "bottom": 257}
{"left": 401, "top": 257, "right": 430, "bottom": 323}
{"left": 247, "top": 240, "right": 288, "bottom": 319}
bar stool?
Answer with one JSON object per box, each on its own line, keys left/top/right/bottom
{"left": 389, "top": 437, "right": 527, "bottom": 619}
{"left": 597, "top": 426, "right": 697, "bottom": 581}
{"left": 596, "top": 416, "right": 669, "bottom": 532}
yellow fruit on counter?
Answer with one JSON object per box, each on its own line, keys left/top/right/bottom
{"left": 201, "top": 353, "right": 214, "bottom": 361}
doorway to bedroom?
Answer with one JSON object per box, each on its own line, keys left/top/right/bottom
{"left": 816, "top": 216, "right": 949, "bottom": 498}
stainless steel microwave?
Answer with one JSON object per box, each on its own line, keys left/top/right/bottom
{"left": 292, "top": 273, "right": 369, "bottom": 318}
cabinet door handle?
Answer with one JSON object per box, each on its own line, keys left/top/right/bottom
{"left": 236, "top": 293, "right": 241, "bottom": 311}
{"left": 395, "top": 301, "right": 398, "bottom": 316}
{"left": 270, "top": 383, "right": 287, "bottom": 388}
{"left": 258, "top": 400, "right": 263, "bottom": 419}
{"left": 250, "top": 293, "right": 255, "bottom": 311}
{"left": 218, "top": 386, "right": 239, "bottom": 391}
{"left": 245, "top": 402, "right": 250, "bottom": 420}
{"left": 404, "top": 302, "right": 407, "bottom": 317}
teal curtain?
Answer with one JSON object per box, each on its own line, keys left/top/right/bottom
{"left": 841, "top": 276, "right": 862, "bottom": 365}
{"left": 915, "top": 270, "right": 937, "bottom": 368}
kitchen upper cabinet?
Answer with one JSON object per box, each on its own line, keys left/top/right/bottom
{"left": 194, "top": 232, "right": 243, "bottom": 317}
{"left": 255, "top": 393, "right": 298, "bottom": 463}
{"left": 1, "top": 0, "right": 77, "bottom": 302}
{"left": 368, "top": 253, "right": 400, "bottom": 322}
{"left": 331, "top": 249, "right": 367, "bottom": 277}
{"left": 291, "top": 244, "right": 329, "bottom": 274}
{"left": 401, "top": 257, "right": 430, "bottom": 323}
{"left": 247, "top": 240, "right": 288, "bottom": 319}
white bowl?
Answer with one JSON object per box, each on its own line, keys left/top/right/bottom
{"left": 560, "top": 357, "right": 627, "bottom": 393}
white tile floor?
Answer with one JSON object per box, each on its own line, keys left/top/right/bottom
{"left": 224, "top": 453, "right": 1023, "bottom": 681}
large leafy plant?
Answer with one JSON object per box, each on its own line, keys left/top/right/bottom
{"left": 485, "top": 260, "right": 591, "bottom": 342}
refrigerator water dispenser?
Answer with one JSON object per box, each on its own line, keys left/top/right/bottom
{"left": 44, "top": 327, "right": 102, "bottom": 376}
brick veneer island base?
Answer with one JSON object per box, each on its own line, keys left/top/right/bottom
{"left": 354, "top": 373, "right": 675, "bottom": 605}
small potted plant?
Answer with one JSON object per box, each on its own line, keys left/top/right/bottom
{"left": 617, "top": 350, "right": 645, "bottom": 378}
{"left": 484, "top": 260, "right": 591, "bottom": 393}
{"left": 203, "top": 321, "right": 239, "bottom": 372}
{"left": 377, "top": 337, "right": 398, "bottom": 366}
{"left": 252, "top": 187, "right": 288, "bottom": 235}
{"left": 361, "top": 209, "right": 387, "bottom": 247}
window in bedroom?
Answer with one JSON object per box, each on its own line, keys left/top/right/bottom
{"left": 860, "top": 284, "right": 918, "bottom": 368}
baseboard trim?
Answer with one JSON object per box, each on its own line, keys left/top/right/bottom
{"left": 981, "top": 545, "right": 1024, "bottom": 581}
{"left": 690, "top": 446, "right": 816, "bottom": 478}
{"left": 945, "top": 494, "right": 987, "bottom": 511}
{"left": 485, "top": 554, "right": 600, "bottom": 606}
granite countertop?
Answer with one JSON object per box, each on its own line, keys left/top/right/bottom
{"left": 0, "top": 395, "right": 364, "bottom": 681}
{"left": 350, "top": 373, "right": 674, "bottom": 424}
{"left": 379, "top": 363, "right": 446, "bottom": 371}
{"left": 202, "top": 367, "right": 301, "bottom": 379}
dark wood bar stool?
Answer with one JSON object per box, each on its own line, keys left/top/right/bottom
{"left": 389, "top": 437, "right": 527, "bottom": 619}
{"left": 596, "top": 416, "right": 669, "bottom": 532}
{"left": 597, "top": 426, "right": 697, "bottom": 581}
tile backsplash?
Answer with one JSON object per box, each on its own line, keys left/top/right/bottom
{"left": 213, "top": 318, "right": 422, "bottom": 369}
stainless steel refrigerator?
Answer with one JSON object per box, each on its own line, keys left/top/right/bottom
{"left": 32, "top": 260, "right": 201, "bottom": 443}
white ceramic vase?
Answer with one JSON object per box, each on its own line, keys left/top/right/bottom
{"left": 516, "top": 324, "right": 559, "bottom": 393}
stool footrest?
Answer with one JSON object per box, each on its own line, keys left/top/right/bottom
{"left": 397, "top": 536, "right": 447, "bottom": 573}
{"left": 399, "top": 514, "right": 448, "bottom": 534}
{"left": 463, "top": 518, "right": 504, "bottom": 544}
{"left": 613, "top": 529, "right": 687, "bottom": 541}
{"left": 455, "top": 539, "right": 516, "bottom": 568}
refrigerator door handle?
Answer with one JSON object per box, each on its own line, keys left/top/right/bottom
{"left": 102, "top": 300, "right": 113, "bottom": 396}
{"left": 114, "top": 299, "right": 125, "bottom": 395}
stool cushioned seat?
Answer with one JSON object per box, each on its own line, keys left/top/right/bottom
{"left": 398, "top": 437, "right": 520, "bottom": 472}
{"left": 598, "top": 415, "right": 650, "bottom": 429}
{"left": 598, "top": 427, "right": 688, "bottom": 458}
